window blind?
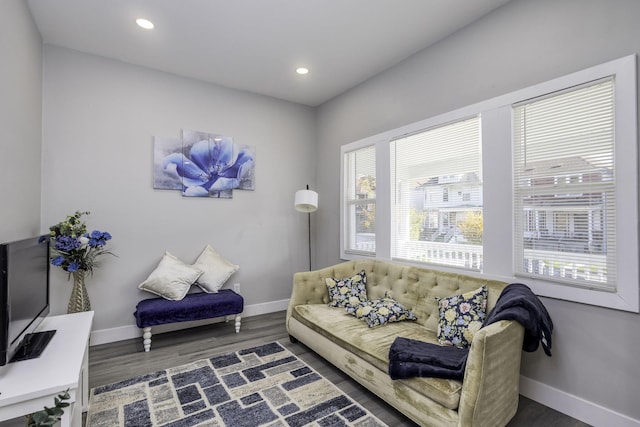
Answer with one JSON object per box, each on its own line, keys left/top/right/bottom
{"left": 391, "top": 116, "right": 482, "bottom": 269}
{"left": 344, "top": 145, "right": 376, "bottom": 254}
{"left": 513, "top": 77, "right": 616, "bottom": 290}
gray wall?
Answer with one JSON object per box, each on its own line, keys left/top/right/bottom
{"left": 4, "top": 0, "right": 640, "bottom": 423}
{"left": 0, "top": 0, "right": 42, "bottom": 241}
{"left": 40, "top": 46, "right": 316, "bottom": 332}
{"left": 315, "top": 0, "right": 640, "bottom": 422}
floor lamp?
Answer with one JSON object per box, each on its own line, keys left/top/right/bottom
{"left": 295, "top": 185, "right": 319, "bottom": 271}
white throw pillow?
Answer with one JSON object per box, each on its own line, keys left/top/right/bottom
{"left": 193, "top": 245, "right": 239, "bottom": 293}
{"left": 138, "top": 252, "right": 203, "bottom": 300}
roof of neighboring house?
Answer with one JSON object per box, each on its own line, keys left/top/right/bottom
{"left": 521, "top": 156, "right": 611, "bottom": 177}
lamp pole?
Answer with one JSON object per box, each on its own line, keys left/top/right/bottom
{"left": 306, "top": 185, "right": 312, "bottom": 271}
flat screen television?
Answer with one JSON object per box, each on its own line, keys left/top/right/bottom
{"left": 0, "top": 235, "right": 54, "bottom": 366}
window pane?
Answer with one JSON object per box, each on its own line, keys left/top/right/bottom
{"left": 391, "top": 116, "right": 482, "bottom": 270}
{"left": 513, "top": 78, "right": 616, "bottom": 290}
{"left": 344, "top": 146, "right": 376, "bottom": 254}
{"left": 346, "top": 202, "right": 376, "bottom": 253}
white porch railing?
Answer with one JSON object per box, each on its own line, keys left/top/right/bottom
{"left": 393, "top": 240, "right": 483, "bottom": 270}
{"left": 350, "top": 242, "right": 607, "bottom": 284}
{"left": 522, "top": 249, "right": 608, "bottom": 283}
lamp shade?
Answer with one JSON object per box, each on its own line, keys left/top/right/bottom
{"left": 295, "top": 189, "right": 319, "bottom": 212}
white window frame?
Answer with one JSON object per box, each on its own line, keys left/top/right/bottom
{"left": 390, "top": 116, "right": 483, "bottom": 271}
{"left": 508, "top": 57, "right": 637, "bottom": 312}
{"left": 512, "top": 77, "right": 617, "bottom": 292}
{"left": 340, "top": 140, "right": 379, "bottom": 258}
{"left": 339, "top": 54, "right": 638, "bottom": 312}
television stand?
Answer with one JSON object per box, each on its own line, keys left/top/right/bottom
{"left": 0, "top": 312, "right": 93, "bottom": 427}
{"left": 9, "top": 330, "right": 56, "bottom": 363}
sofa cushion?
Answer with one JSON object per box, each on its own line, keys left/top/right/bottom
{"left": 321, "top": 260, "right": 506, "bottom": 337}
{"left": 134, "top": 289, "right": 244, "bottom": 328}
{"left": 325, "top": 270, "right": 368, "bottom": 308}
{"left": 292, "top": 304, "right": 463, "bottom": 410}
{"left": 351, "top": 296, "right": 418, "bottom": 327}
{"left": 437, "top": 285, "right": 487, "bottom": 348}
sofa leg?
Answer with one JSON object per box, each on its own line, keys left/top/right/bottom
{"left": 289, "top": 334, "right": 298, "bottom": 344}
{"left": 142, "top": 327, "right": 152, "bottom": 352}
{"left": 235, "top": 314, "right": 241, "bottom": 333}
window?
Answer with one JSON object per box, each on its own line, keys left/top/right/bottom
{"left": 339, "top": 55, "right": 637, "bottom": 312}
{"left": 391, "top": 116, "right": 483, "bottom": 270}
{"left": 513, "top": 78, "right": 616, "bottom": 291}
{"left": 343, "top": 145, "right": 376, "bottom": 255}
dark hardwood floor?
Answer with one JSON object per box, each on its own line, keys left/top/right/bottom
{"left": 88, "top": 311, "right": 590, "bottom": 427}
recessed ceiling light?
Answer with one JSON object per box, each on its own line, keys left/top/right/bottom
{"left": 296, "top": 67, "right": 310, "bottom": 75}
{"left": 136, "top": 18, "right": 154, "bottom": 30}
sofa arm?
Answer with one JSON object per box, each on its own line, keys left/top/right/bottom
{"left": 285, "top": 269, "right": 332, "bottom": 332}
{"left": 458, "top": 320, "right": 525, "bottom": 427}
{"left": 286, "top": 261, "right": 364, "bottom": 325}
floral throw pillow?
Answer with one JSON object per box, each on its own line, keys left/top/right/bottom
{"left": 325, "top": 270, "right": 367, "bottom": 308}
{"left": 352, "top": 296, "right": 417, "bottom": 328}
{"left": 436, "top": 285, "right": 488, "bottom": 348}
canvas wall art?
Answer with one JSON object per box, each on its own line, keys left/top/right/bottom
{"left": 153, "top": 130, "right": 255, "bottom": 198}
{"left": 153, "top": 136, "right": 183, "bottom": 190}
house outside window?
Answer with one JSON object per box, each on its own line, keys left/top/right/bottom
{"left": 391, "top": 116, "right": 483, "bottom": 270}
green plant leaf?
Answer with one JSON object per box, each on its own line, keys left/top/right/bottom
{"left": 32, "top": 412, "right": 49, "bottom": 423}
{"left": 28, "top": 388, "right": 71, "bottom": 427}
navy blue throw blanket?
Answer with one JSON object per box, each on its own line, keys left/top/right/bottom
{"left": 388, "top": 337, "right": 469, "bottom": 380}
{"left": 388, "top": 283, "right": 553, "bottom": 380}
{"left": 484, "top": 283, "right": 553, "bottom": 356}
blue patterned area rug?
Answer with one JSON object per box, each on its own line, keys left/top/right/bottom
{"left": 86, "top": 341, "right": 387, "bottom": 427}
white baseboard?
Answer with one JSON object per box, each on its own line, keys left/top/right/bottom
{"left": 89, "top": 298, "right": 290, "bottom": 346}
{"left": 519, "top": 375, "right": 640, "bottom": 427}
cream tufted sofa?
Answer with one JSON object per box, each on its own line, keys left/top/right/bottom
{"left": 286, "top": 259, "right": 525, "bottom": 427}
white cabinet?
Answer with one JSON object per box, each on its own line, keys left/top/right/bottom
{"left": 0, "top": 312, "right": 93, "bottom": 427}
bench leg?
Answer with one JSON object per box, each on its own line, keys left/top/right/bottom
{"left": 143, "top": 327, "right": 152, "bottom": 352}
{"left": 235, "top": 314, "right": 241, "bottom": 333}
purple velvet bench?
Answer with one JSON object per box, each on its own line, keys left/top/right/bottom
{"left": 133, "top": 289, "right": 244, "bottom": 352}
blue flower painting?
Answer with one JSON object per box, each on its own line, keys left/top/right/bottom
{"left": 153, "top": 136, "right": 182, "bottom": 190}
{"left": 153, "top": 130, "right": 255, "bottom": 198}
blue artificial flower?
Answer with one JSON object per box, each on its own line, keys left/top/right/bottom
{"left": 52, "top": 256, "right": 65, "bottom": 266}
{"left": 85, "top": 230, "right": 112, "bottom": 247}
{"left": 67, "top": 262, "right": 80, "bottom": 272}
{"left": 55, "top": 235, "right": 81, "bottom": 252}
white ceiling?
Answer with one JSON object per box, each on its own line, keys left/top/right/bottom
{"left": 27, "top": 0, "right": 511, "bottom": 106}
